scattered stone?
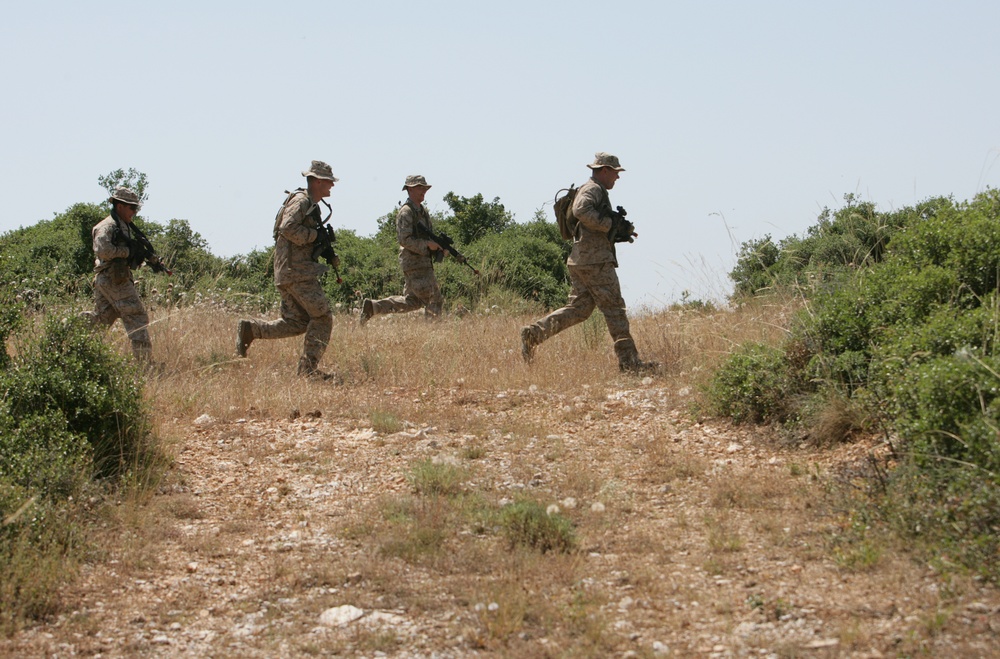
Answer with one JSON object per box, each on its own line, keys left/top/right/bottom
{"left": 193, "top": 414, "right": 214, "bottom": 426}
{"left": 590, "top": 502, "right": 606, "bottom": 514}
{"left": 319, "top": 605, "right": 365, "bottom": 627}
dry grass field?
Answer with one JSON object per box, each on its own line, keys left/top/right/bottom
{"left": 3, "top": 301, "right": 1000, "bottom": 658}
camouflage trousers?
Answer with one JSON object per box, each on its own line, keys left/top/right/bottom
{"left": 369, "top": 266, "right": 442, "bottom": 320}
{"left": 522, "top": 262, "right": 639, "bottom": 365}
{"left": 247, "top": 279, "right": 332, "bottom": 373}
{"left": 81, "top": 268, "right": 152, "bottom": 362}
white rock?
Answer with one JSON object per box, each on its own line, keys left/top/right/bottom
{"left": 319, "top": 605, "right": 365, "bottom": 627}
{"left": 590, "top": 502, "right": 606, "bottom": 513}
{"left": 546, "top": 504, "right": 560, "bottom": 516}
{"left": 193, "top": 414, "right": 214, "bottom": 426}
{"left": 561, "top": 497, "right": 578, "bottom": 509}
{"left": 652, "top": 640, "right": 669, "bottom": 655}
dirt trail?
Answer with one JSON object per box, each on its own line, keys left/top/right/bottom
{"left": 3, "top": 382, "right": 1000, "bottom": 657}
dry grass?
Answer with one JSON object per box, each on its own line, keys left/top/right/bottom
{"left": 133, "top": 298, "right": 792, "bottom": 426}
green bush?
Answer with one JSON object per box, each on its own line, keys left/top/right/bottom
{"left": 0, "top": 299, "right": 155, "bottom": 633}
{"left": 706, "top": 342, "right": 799, "bottom": 424}
{"left": 498, "top": 499, "right": 576, "bottom": 553}
{"left": 714, "top": 188, "right": 1000, "bottom": 581}
{"left": 2, "top": 313, "right": 151, "bottom": 480}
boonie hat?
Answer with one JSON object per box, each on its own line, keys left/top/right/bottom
{"left": 109, "top": 187, "right": 141, "bottom": 207}
{"left": 587, "top": 152, "right": 625, "bottom": 172}
{"left": 302, "top": 160, "right": 339, "bottom": 182}
{"left": 402, "top": 174, "right": 431, "bottom": 190}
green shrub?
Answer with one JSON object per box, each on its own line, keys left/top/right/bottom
{"left": 498, "top": 499, "right": 576, "bottom": 553}
{"left": 0, "top": 299, "right": 155, "bottom": 633}
{"left": 2, "top": 313, "right": 151, "bottom": 480}
{"left": 706, "top": 342, "right": 799, "bottom": 424}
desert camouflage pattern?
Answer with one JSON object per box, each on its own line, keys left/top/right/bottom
{"left": 82, "top": 214, "right": 151, "bottom": 361}
{"left": 109, "top": 187, "right": 141, "bottom": 206}
{"left": 402, "top": 174, "right": 431, "bottom": 189}
{"left": 587, "top": 152, "right": 626, "bottom": 171}
{"left": 369, "top": 265, "right": 443, "bottom": 319}
{"left": 301, "top": 160, "right": 338, "bottom": 182}
{"left": 273, "top": 190, "right": 328, "bottom": 286}
{"left": 522, "top": 262, "right": 632, "bottom": 358}
{"left": 396, "top": 199, "right": 436, "bottom": 273}
{"left": 91, "top": 214, "right": 133, "bottom": 273}
{"left": 244, "top": 280, "right": 333, "bottom": 375}
{"left": 567, "top": 178, "right": 618, "bottom": 267}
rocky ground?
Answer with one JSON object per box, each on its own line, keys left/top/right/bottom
{"left": 3, "top": 380, "right": 1000, "bottom": 658}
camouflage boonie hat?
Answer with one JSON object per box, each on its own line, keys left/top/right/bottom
{"left": 109, "top": 187, "right": 141, "bottom": 207}
{"left": 402, "top": 174, "right": 431, "bottom": 190}
{"left": 302, "top": 160, "right": 339, "bottom": 182}
{"left": 587, "top": 152, "right": 626, "bottom": 172}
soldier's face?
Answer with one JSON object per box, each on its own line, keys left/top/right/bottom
{"left": 312, "top": 179, "right": 335, "bottom": 199}
{"left": 115, "top": 202, "right": 138, "bottom": 222}
{"left": 408, "top": 186, "right": 429, "bottom": 204}
{"left": 595, "top": 167, "right": 620, "bottom": 190}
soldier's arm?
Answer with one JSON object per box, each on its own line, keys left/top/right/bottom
{"left": 572, "top": 185, "right": 613, "bottom": 234}
{"left": 396, "top": 206, "right": 430, "bottom": 255}
{"left": 278, "top": 196, "right": 319, "bottom": 246}
{"left": 93, "top": 222, "right": 130, "bottom": 261}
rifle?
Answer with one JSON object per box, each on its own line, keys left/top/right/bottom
{"left": 414, "top": 222, "right": 480, "bottom": 275}
{"left": 609, "top": 206, "right": 637, "bottom": 244}
{"left": 116, "top": 221, "right": 172, "bottom": 275}
{"left": 311, "top": 199, "right": 342, "bottom": 283}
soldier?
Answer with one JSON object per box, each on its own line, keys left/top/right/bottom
{"left": 236, "top": 160, "right": 338, "bottom": 379}
{"left": 82, "top": 187, "right": 155, "bottom": 363}
{"left": 359, "top": 175, "right": 449, "bottom": 325}
{"left": 520, "top": 152, "right": 657, "bottom": 373}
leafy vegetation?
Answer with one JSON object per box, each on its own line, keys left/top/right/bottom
{"left": 1, "top": 170, "right": 571, "bottom": 316}
{"left": 717, "top": 188, "right": 1000, "bottom": 581}
{"left": 0, "top": 296, "right": 156, "bottom": 634}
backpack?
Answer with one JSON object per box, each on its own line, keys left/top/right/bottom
{"left": 553, "top": 184, "right": 578, "bottom": 240}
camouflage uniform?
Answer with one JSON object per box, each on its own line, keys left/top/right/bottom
{"left": 521, "top": 153, "right": 655, "bottom": 372}
{"left": 361, "top": 175, "right": 443, "bottom": 323}
{"left": 237, "top": 161, "right": 336, "bottom": 377}
{"left": 81, "top": 188, "right": 152, "bottom": 362}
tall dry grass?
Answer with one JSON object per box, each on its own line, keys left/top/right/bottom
{"left": 130, "top": 299, "right": 796, "bottom": 427}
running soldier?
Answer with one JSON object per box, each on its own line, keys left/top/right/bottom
{"left": 82, "top": 187, "right": 157, "bottom": 363}
{"left": 236, "top": 160, "right": 338, "bottom": 378}
{"left": 520, "top": 152, "right": 658, "bottom": 373}
{"left": 359, "top": 175, "right": 453, "bottom": 324}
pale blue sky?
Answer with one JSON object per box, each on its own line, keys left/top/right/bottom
{"left": 2, "top": 1, "right": 998, "bottom": 308}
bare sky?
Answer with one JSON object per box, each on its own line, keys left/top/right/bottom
{"left": 2, "top": 1, "right": 998, "bottom": 308}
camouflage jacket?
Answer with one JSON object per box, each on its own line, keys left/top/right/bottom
{"left": 396, "top": 199, "right": 435, "bottom": 272}
{"left": 91, "top": 212, "right": 133, "bottom": 273}
{"left": 568, "top": 177, "right": 617, "bottom": 267}
{"left": 273, "top": 189, "right": 328, "bottom": 285}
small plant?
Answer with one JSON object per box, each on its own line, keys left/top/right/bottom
{"left": 497, "top": 498, "right": 576, "bottom": 553}
{"left": 407, "top": 459, "right": 466, "bottom": 497}
{"left": 369, "top": 409, "right": 403, "bottom": 434}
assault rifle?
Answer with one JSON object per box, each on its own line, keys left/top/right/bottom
{"left": 609, "top": 206, "right": 637, "bottom": 244}
{"left": 311, "top": 199, "right": 342, "bottom": 283}
{"left": 415, "top": 223, "right": 480, "bottom": 275}
{"left": 116, "top": 222, "right": 172, "bottom": 275}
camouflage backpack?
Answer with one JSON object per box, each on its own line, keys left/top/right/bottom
{"left": 553, "top": 184, "right": 578, "bottom": 240}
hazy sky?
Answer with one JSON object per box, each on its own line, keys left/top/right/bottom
{"left": 2, "top": 1, "right": 998, "bottom": 308}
